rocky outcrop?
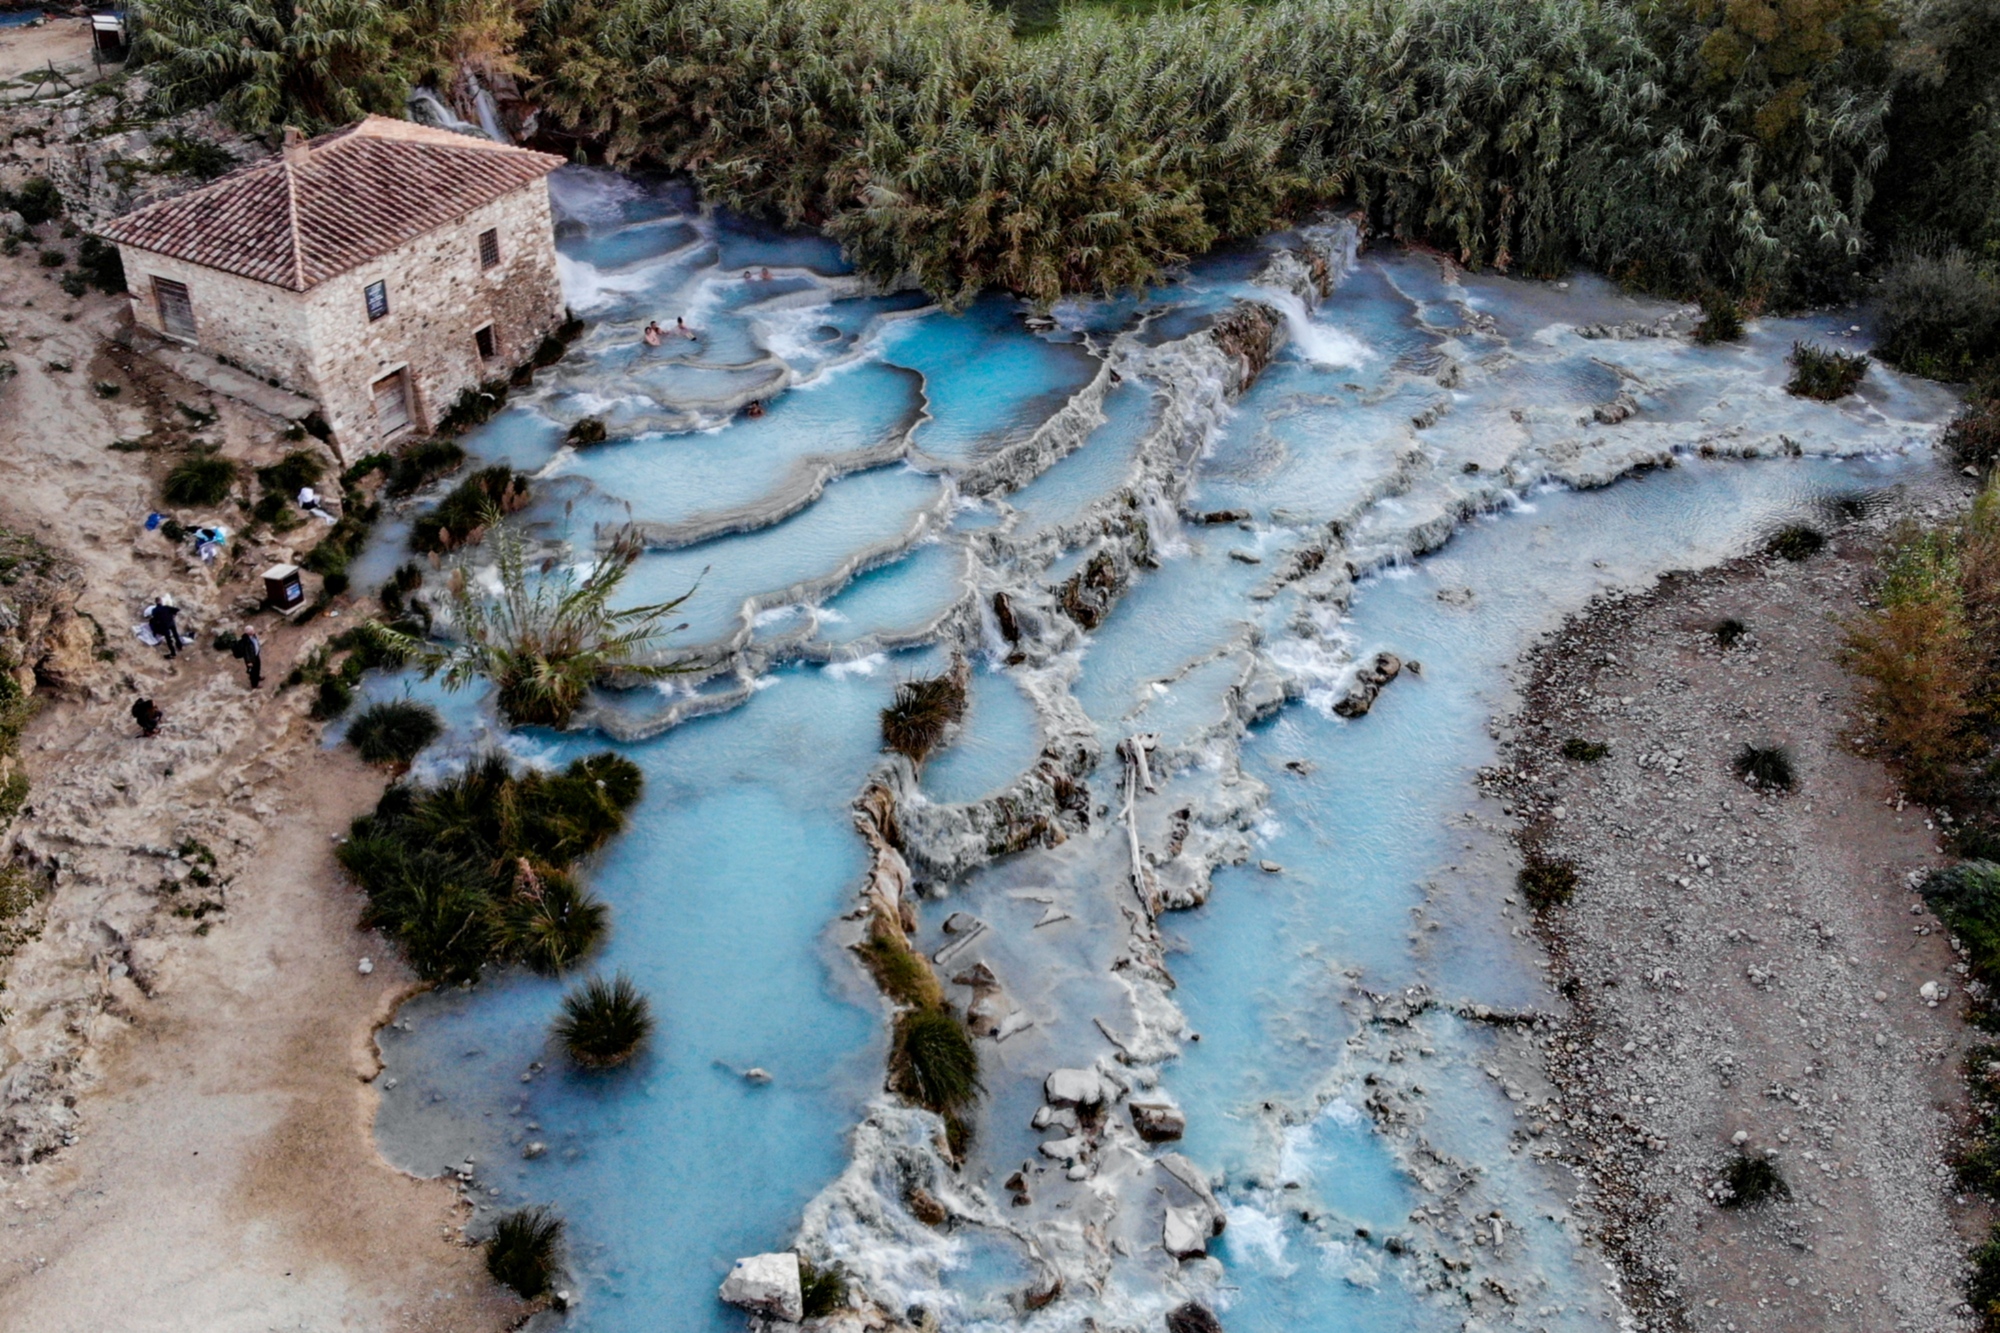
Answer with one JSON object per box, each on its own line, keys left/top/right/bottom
{"left": 719, "top": 1252, "right": 803, "bottom": 1323}
{"left": 33, "top": 75, "right": 257, "bottom": 226}
{"left": 1332, "top": 651, "right": 1403, "bottom": 718}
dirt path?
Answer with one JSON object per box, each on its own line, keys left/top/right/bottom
{"left": 1498, "top": 476, "right": 1987, "bottom": 1332}
{"left": 0, "top": 221, "right": 515, "bottom": 1327}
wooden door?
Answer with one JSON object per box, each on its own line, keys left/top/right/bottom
{"left": 372, "top": 369, "right": 412, "bottom": 436}
{"left": 153, "top": 278, "right": 195, "bottom": 340}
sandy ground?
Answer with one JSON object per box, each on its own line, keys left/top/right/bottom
{"left": 1497, "top": 473, "right": 1988, "bottom": 1332}
{"left": 0, "top": 222, "right": 516, "bottom": 1326}
{"left": 0, "top": 15, "right": 105, "bottom": 87}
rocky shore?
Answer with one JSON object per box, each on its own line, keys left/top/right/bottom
{"left": 1499, "top": 469, "right": 1990, "bottom": 1332}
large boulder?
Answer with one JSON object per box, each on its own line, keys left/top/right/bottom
{"left": 1162, "top": 1204, "right": 1212, "bottom": 1260}
{"left": 1130, "top": 1101, "right": 1186, "bottom": 1143}
{"left": 1333, "top": 651, "right": 1403, "bottom": 718}
{"left": 1166, "top": 1301, "right": 1225, "bottom": 1333}
{"left": 1044, "top": 1067, "right": 1103, "bottom": 1107}
{"left": 719, "top": 1252, "right": 803, "bottom": 1323}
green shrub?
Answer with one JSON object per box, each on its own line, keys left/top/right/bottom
{"left": 1786, "top": 342, "right": 1870, "bottom": 401}
{"left": 256, "top": 449, "right": 324, "bottom": 497}
{"left": 1718, "top": 1152, "right": 1788, "bottom": 1207}
{"left": 410, "top": 467, "right": 528, "bottom": 553}
{"left": 435, "top": 379, "right": 510, "bottom": 435}
{"left": 311, "top": 677, "right": 354, "bottom": 720}
{"left": 76, "top": 236, "right": 124, "bottom": 293}
{"left": 59, "top": 272, "right": 86, "bottom": 297}
{"left": 7, "top": 178, "right": 60, "bottom": 226}
{"left": 799, "top": 1258, "right": 850, "bottom": 1318}
{"left": 1947, "top": 400, "right": 2000, "bottom": 474}
{"left": 566, "top": 417, "right": 608, "bottom": 447}
{"left": 1517, "top": 853, "right": 1578, "bottom": 910}
{"left": 163, "top": 452, "right": 237, "bottom": 507}
{"left": 1877, "top": 248, "right": 2000, "bottom": 382}
{"left": 338, "top": 752, "right": 640, "bottom": 981}
{"left": 880, "top": 672, "right": 967, "bottom": 763}
{"left": 553, "top": 972, "right": 654, "bottom": 1068}
{"left": 1559, "top": 737, "right": 1608, "bottom": 762}
{"left": 1733, "top": 743, "right": 1795, "bottom": 791}
{"left": 1767, "top": 525, "right": 1825, "bottom": 561}
{"left": 1969, "top": 1225, "right": 2000, "bottom": 1322}
{"left": 890, "top": 1005, "right": 981, "bottom": 1112}
{"left": 1692, "top": 291, "right": 1743, "bottom": 344}
{"left": 155, "top": 134, "right": 236, "bottom": 180}
{"left": 38, "top": 249, "right": 64, "bottom": 269}
{"left": 855, "top": 919, "right": 943, "bottom": 1010}
{"left": 1714, "top": 617, "right": 1747, "bottom": 648}
{"left": 485, "top": 1206, "right": 564, "bottom": 1299}
{"left": 346, "top": 699, "right": 442, "bottom": 767}
{"left": 1923, "top": 862, "right": 2000, "bottom": 982}
{"left": 385, "top": 437, "right": 467, "bottom": 496}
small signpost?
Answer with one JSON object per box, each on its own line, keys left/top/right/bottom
{"left": 262, "top": 563, "right": 305, "bottom": 616}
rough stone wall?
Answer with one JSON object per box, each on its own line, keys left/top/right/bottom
{"left": 300, "top": 179, "right": 564, "bottom": 450}
{"left": 115, "top": 246, "right": 320, "bottom": 391}
{"left": 114, "top": 178, "right": 564, "bottom": 458}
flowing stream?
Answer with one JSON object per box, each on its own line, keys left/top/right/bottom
{"left": 361, "top": 171, "right": 1959, "bottom": 1331}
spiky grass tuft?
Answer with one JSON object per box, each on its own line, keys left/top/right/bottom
{"left": 890, "top": 1005, "right": 981, "bottom": 1112}
{"left": 1719, "top": 1152, "right": 1788, "bottom": 1208}
{"left": 485, "top": 1206, "right": 564, "bottom": 1298}
{"left": 163, "top": 451, "right": 236, "bottom": 507}
{"left": 1733, "top": 743, "right": 1795, "bottom": 791}
{"left": 346, "top": 699, "right": 442, "bottom": 768}
{"left": 553, "top": 972, "right": 655, "bottom": 1069}
{"left": 1714, "top": 617, "right": 1748, "bottom": 648}
{"left": 1767, "top": 525, "right": 1826, "bottom": 561}
{"left": 880, "top": 673, "right": 966, "bottom": 763}
{"left": 1517, "top": 853, "right": 1579, "bottom": 910}
{"left": 1786, "top": 342, "right": 1869, "bottom": 401}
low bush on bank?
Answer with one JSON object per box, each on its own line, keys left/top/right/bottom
{"left": 799, "top": 1257, "right": 850, "bottom": 1319}
{"left": 486, "top": 1206, "right": 565, "bottom": 1299}
{"left": 410, "top": 466, "right": 530, "bottom": 553}
{"left": 346, "top": 699, "right": 443, "bottom": 768}
{"left": 1714, "top": 617, "right": 1748, "bottom": 648}
{"left": 891, "top": 1005, "right": 982, "bottom": 1113}
{"left": 386, "top": 437, "right": 468, "bottom": 496}
{"left": 1947, "top": 401, "right": 2000, "bottom": 475}
{"left": 1767, "top": 525, "right": 1825, "bottom": 561}
{"left": 1786, "top": 342, "right": 1870, "bottom": 401}
{"left": 162, "top": 450, "right": 236, "bottom": 507}
{"left": 1878, "top": 249, "right": 2000, "bottom": 383}
{"left": 1921, "top": 863, "right": 2000, "bottom": 982}
{"left": 1517, "top": 852, "right": 1578, "bottom": 910}
{"left": 336, "top": 751, "right": 639, "bottom": 981}
{"left": 553, "top": 971, "right": 654, "bottom": 1068}
{"left": 1559, "top": 737, "right": 1608, "bottom": 762}
{"left": 1692, "top": 292, "right": 1744, "bottom": 344}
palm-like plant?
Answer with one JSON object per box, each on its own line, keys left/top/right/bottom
{"left": 135, "top": 0, "right": 408, "bottom": 133}
{"left": 384, "top": 513, "right": 696, "bottom": 728}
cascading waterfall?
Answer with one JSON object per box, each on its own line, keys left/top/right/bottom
{"left": 360, "top": 171, "right": 1960, "bottom": 1333}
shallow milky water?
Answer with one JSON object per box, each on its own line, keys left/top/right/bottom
{"left": 360, "top": 170, "right": 1960, "bottom": 1332}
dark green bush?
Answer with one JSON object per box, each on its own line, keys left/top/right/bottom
{"left": 1923, "top": 862, "right": 2000, "bottom": 982}
{"left": 435, "top": 379, "right": 510, "bottom": 435}
{"left": 1767, "top": 525, "right": 1826, "bottom": 561}
{"left": 7, "top": 178, "right": 60, "bottom": 226}
{"left": 1718, "top": 1152, "right": 1788, "bottom": 1207}
{"left": 75, "top": 236, "right": 124, "bottom": 293}
{"left": 1714, "top": 617, "right": 1748, "bottom": 648}
{"left": 1559, "top": 737, "right": 1608, "bottom": 762}
{"left": 881, "top": 672, "right": 966, "bottom": 763}
{"left": 346, "top": 699, "right": 442, "bottom": 767}
{"left": 1517, "top": 853, "right": 1578, "bottom": 910}
{"left": 163, "top": 452, "right": 237, "bottom": 507}
{"left": 890, "top": 1005, "right": 981, "bottom": 1112}
{"left": 1733, "top": 743, "right": 1795, "bottom": 791}
{"left": 799, "top": 1258, "right": 850, "bottom": 1318}
{"left": 256, "top": 449, "right": 324, "bottom": 497}
{"left": 38, "top": 249, "right": 64, "bottom": 269}
{"left": 385, "top": 437, "right": 467, "bottom": 496}
{"left": 485, "top": 1206, "right": 564, "bottom": 1299}
{"left": 155, "top": 134, "right": 236, "bottom": 180}
{"left": 337, "top": 752, "right": 640, "bottom": 982}
{"left": 553, "top": 972, "right": 654, "bottom": 1068}
{"left": 1969, "top": 1225, "right": 2000, "bottom": 1322}
{"left": 59, "top": 272, "right": 86, "bottom": 297}
{"left": 411, "top": 466, "right": 529, "bottom": 553}
{"left": 1786, "top": 342, "right": 1870, "bottom": 401}
{"left": 1946, "top": 400, "right": 2000, "bottom": 473}
{"left": 1692, "top": 291, "right": 1743, "bottom": 344}
{"left": 311, "top": 676, "right": 354, "bottom": 720}
{"left": 1877, "top": 249, "right": 2000, "bottom": 382}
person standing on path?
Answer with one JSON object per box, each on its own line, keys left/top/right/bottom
{"left": 148, "top": 596, "right": 183, "bottom": 658}
{"left": 234, "top": 629, "right": 263, "bottom": 689}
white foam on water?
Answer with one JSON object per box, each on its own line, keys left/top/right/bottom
{"left": 1223, "top": 1202, "right": 1298, "bottom": 1277}
{"left": 825, "top": 652, "right": 888, "bottom": 679}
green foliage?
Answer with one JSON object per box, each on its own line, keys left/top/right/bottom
{"left": 553, "top": 971, "right": 654, "bottom": 1068}
{"left": 1691, "top": 291, "right": 1743, "bottom": 344}
{"left": 435, "top": 379, "right": 511, "bottom": 436}
{"left": 386, "top": 437, "right": 468, "bottom": 496}
{"left": 1785, "top": 342, "right": 1869, "bottom": 400}
{"left": 1718, "top": 1151, "right": 1788, "bottom": 1207}
{"left": 37, "top": 249, "right": 64, "bottom": 270}
{"left": 1559, "top": 737, "right": 1608, "bottom": 762}
{"left": 1877, "top": 248, "right": 2000, "bottom": 383}
{"left": 162, "top": 451, "right": 237, "bottom": 507}
{"left": 1517, "top": 852, "right": 1578, "bottom": 909}
{"left": 338, "top": 751, "right": 638, "bottom": 981}
{"left": 256, "top": 449, "right": 324, "bottom": 497}
{"left": 856, "top": 918, "right": 944, "bottom": 1010}
{"left": 1732, "top": 743, "right": 1795, "bottom": 790}
{"left": 76, "top": 237, "right": 126, "bottom": 293}
{"left": 410, "top": 466, "right": 528, "bottom": 553}
{"left": 3, "top": 179, "right": 61, "bottom": 227}
{"left": 1767, "top": 524, "right": 1826, "bottom": 560}
{"left": 385, "top": 519, "right": 695, "bottom": 728}
{"left": 0, "top": 771, "right": 26, "bottom": 825}
{"left": 1948, "top": 401, "right": 2000, "bottom": 474}
{"left": 311, "top": 676, "right": 355, "bottom": 720}
{"left": 485, "top": 1206, "right": 564, "bottom": 1299}
{"left": 1923, "top": 862, "right": 2000, "bottom": 983}
{"left": 880, "top": 672, "right": 967, "bottom": 762}
{"left": 566, "top": 417, "right": 608, "bottom": 447}
{"left": 1714, "top": 616, "right": 1748, "bottom": 648}
{"left": 890, "top": 1005, "right": 982, "bottom": 1112}
{"left": 1970, "top": 1224, "right": 2000, "bottom": 1324}
{"left": 154, "top": 134, "right": 237, "bottom": 180}
{"left": 799, "top": 1257, "right": 850, "bottom": 1318}
{"left": 346, "top": 699, "right": 442, "bottom": 767}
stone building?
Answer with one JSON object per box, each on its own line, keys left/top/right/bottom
{"left": 95, "top": 116, "right": 566, "bottom": 458}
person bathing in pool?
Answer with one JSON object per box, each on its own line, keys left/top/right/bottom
{"left": 642, "top": 320, "right": 663, "bottom": 346}
{"left": 675, "top": 316, "right": 699, "bottom": 341}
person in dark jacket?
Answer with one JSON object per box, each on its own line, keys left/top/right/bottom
{"left": 131, "top": 697, "right": 162, "bottom": 736}
{"left": 233, "top": 629, "right": 263, "bottom": 689}
{"left": 147, "top": 597, "right": 182, "bottom": 658}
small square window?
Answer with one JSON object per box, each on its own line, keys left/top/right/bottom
{"left": 478, "top": 228, "right": 500, "bottom": 269}
{"left": 365, "top": 280, "right": 389, "bottom": 321}
{"left": 475, "top": 324, "right": 496, "bottom": 360}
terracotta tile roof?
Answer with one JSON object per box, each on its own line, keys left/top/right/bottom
{"left": 96, "top": 117, "right": 564, "bottom": 292}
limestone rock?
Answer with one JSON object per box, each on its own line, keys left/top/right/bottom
{"left": 1130, "top": 1101, "right": 1187, "bottom": 1143}
{"left": 1333, "top": 652, "right": 1403, "bottom": 719}
{"left": 719, "top": 1252, "right": 803, "bottom": 1322}
{"left": 1044, "top": 1067, "right": 1103, "bottom": 1107}
{"left": 1163, "top": 1204, "right": 1212, "bottom": 1259}
{"left": 1166, "top": 1301, "right": 1225, "bottom": 1333}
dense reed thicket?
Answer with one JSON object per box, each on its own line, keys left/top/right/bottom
{"left": 129, "top": 0, "right": 2000, "bottom": 315}
{"left": 336, "top": 751, "right": 640, "bottom": 981}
